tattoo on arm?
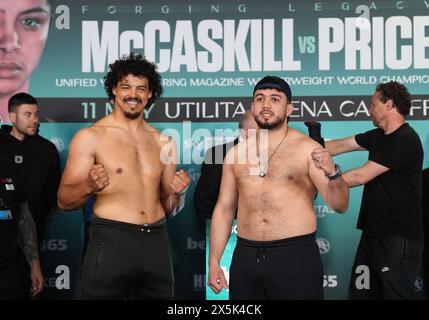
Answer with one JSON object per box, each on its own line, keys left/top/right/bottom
{"left": 17, "top": 201, "right": 40, "bottom": 263}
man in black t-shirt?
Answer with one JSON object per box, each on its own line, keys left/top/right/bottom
{"left": 0, "top": 156, "right": 43, "bottom": 299}
{"left": 326, "top": 81, "right": 425, "bottom": 299}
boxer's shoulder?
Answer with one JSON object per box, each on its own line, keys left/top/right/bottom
{"left": 285, "top": 133, "right": 324, "bottom": 164}
{"left": 69, "top": 126, "right": 102, "bottom": 146}
{"left": 300, "top": 135, "right": 322, "bottom": 148}
{"left": 83, "top": 125, "right": 107, "bottom": 141}
{"left": 65, "top": 127, "right": 101, "bottom": 157}
{"left": 287, "top": 130, "right": 318, "bottom": 149}
{"left": 88, "top": 118, "right": 128, "bottom": 137}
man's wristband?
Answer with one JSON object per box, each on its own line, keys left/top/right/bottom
{"left": 325, "top": 164, "right": 343, "bottom": 180}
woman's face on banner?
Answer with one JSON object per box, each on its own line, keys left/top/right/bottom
{"left": 0, "top": 0, "right": 51, "bottom": 96}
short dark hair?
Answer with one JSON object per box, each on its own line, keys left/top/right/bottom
{"left": 376, "top": 81, "right": 411, "bottom": 117}
{"left": 8, "top": 93, "right": 38, "bottom": 113}
{"left": 253, "top": 76, "right": 292, "bottom": 102}
{"left": 103, "top": 53, "right": 163, "bottom": 107}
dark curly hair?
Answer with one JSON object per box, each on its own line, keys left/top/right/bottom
{"left": 376, "top": 81, "right": 411, "bottom": 117}
{"left": 104, "top": 53, "right": 163, "bottom": 107}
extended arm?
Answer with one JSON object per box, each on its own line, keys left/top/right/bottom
{"left": 325, "top": 136, "right": 365, "bottom": 156}
{"left": 208, "top": 150, "right": 238, "bottom": 294}
{"left": 343, "top": 161, "right": 389, "bottom": 188}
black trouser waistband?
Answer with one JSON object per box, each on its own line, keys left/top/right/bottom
{"left": 237, "top": 232, "right": 316, "bottom": 248}
{"left": 91, "top": 217, "right": 167, "bottom": 233}
{"left": 236, "top": 232, "right": 317, "bottom": 265}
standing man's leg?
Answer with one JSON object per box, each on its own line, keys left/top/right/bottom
{"left": 229, "top": 237, "right": 265, "bottom": 300}
{"left": 262, "top": 233, "right": 324, "bottom": 300}
{"left": 0, "top": 250, "right": 30, "bottom": 300}
{"left": 128, "top": 220, "right": 174, "bottom": 300}
{"left": 80, "top": 219, "right": 132, "bottom": 299}
{"left": 348, "top": 235, "right": 382, "bottom": 300}
{"left": 376, "top": 236, "right": 426, "bottom": 300}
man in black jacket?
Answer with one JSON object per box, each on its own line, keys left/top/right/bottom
{"left": 194, "top": 110, "right": 257, "bottom": 231}
{"left": 0, "top": 93, "right": 61, "bottom": 242}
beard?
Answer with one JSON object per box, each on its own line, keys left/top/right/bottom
{"left": 253, "top": 111, "right": 287, "bottom": 130}
{"left": 124, "top": 111, "right": 142, "bottom": 120}
{"left": 123, "top": 97, "right": 143, "bottom": 119}
{"left": 15, "top": 122, "right": 39, "bottom": 136}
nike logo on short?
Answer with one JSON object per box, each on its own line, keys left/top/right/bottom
{"left": 381, "top": 267, "right": 390, "bottom": 272}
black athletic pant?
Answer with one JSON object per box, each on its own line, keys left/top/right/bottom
{"left": 348, "top": 233, "right": 426, "bottom": 300}
{"left": 229, "top": 232, "right": 324, "bottom": 300}
{"left": 0, "top": 249, "right": 30, "bottom": 300}
{"left": 81, "top": 217, "right": 173, "bottom": 300}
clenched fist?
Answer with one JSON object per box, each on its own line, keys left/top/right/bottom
{"left": 311, "top": 148, "right": 335, "bottom": 177}
{"left": 88, "top": 164, "right": 110, "bottom": 192}
{"left": 208, "top": 264, "right": 228, "bottom": 294}
{"left": 170, "top": 169, "right": 191, "bottom": 195}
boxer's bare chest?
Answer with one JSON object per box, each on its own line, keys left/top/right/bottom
{"left": 94, "top": 129, "right": 164, "bottom": 183}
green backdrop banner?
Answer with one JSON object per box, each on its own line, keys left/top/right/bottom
{"left": 4, "top": 0, "right": 427, "bottom": 299}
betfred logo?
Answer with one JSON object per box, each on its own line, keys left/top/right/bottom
{"left": 187, "top": 237, "right": 205, "bottom": 250}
